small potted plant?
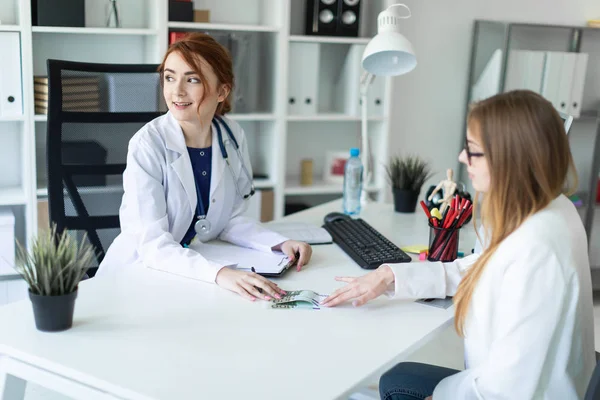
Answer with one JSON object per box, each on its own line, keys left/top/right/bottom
{"left": 15, "top": 226, "right": 95, "bottom": 332}
{"left": 386, "top": 155, "right": 433, "bottom": 213}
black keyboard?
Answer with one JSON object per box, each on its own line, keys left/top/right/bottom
{"left": 323, "top": 217, "right": 411, "bottom": 269}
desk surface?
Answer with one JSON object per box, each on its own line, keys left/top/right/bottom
{"left": 0, "top": 200, "right": 476, "bottom": 400}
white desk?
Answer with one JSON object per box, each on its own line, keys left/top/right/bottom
{"left": 0, "top": 200, "right": 476, "bottom": 400}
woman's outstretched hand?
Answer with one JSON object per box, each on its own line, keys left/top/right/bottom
{"left": 320, "top": 265, "right": 395, "bottom": 307}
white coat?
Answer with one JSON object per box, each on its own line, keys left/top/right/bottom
{"left": 387, "top": 194, "right": 595, "bottom": 399}
{"left": 97, "top": 112, "right": 287, "bottom": 282}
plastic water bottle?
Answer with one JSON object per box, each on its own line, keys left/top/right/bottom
{"left": 343, "top": 148, "right": 363, "bottom": 215}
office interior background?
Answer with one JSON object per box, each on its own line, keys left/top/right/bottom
{"left": 0, "top": 0, "right": 599, "bottom": 398}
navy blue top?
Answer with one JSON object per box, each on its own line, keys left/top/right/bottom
{"left": 181, "top": 146, "right": 212, "bottom": 246}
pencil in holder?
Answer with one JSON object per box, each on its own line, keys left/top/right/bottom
{"left": 427, "top": 222, "right": 460, "bottom": 262}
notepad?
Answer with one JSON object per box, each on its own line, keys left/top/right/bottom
{"left": 265, "top": 222, "right": 333, "bottom": 244}
{"left": 191, "top": 240, "right": 294, "bottom": 277}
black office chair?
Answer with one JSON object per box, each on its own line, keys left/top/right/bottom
{"left": 46, "top": 60, "right": 165, "bottom": 276}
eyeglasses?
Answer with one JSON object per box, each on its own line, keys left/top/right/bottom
{"left": 464, "top": 140, "right": 484, "bottom": 166}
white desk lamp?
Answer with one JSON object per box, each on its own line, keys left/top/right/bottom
{"left": 360, "top": 3, "right": 416, "bottom": 204}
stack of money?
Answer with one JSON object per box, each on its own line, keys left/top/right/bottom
{"left": 270, "top": 290, "right": 327, "bottom": 310}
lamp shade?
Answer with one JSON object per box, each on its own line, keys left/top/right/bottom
{"left": 361, "top": 4, "right": 416, "bottom": 77}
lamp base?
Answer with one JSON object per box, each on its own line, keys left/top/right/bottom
{"left": 360, "top": 188, "right": 371, "bottom": 207}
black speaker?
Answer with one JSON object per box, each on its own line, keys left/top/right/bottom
{"left": 305, "top": 0, "right": 361, "bottom": 37}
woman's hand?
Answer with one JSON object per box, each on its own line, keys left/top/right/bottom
{"left": 320, "top": 265, "right": 395, "bottom": 307}
{"left": 273, "top": 240, "right": 312, "bottom": 271}
{"left": 425, "top": 397, "right": 432, "bottom": 400}
{"left": 215, "top": 268, "right": 286, "bottom": 302}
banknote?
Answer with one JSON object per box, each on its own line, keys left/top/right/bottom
{"left": 270, "top": 290, "right": 328, "bottom": 310}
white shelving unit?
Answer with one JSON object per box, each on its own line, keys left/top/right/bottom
{"left": 0, "top": 0, "right": 395, "bottom": 277}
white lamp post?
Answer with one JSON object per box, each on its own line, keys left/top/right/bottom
{"left": 360, "top": 4, "right": 416, "bottom": 204}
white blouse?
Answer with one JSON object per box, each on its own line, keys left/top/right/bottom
{"left": 387, "top": 194, "right": 595, "bottom": 399}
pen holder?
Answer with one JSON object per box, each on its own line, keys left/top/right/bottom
{"left": 427, "top": 222, "right": 460, "bottom": 262}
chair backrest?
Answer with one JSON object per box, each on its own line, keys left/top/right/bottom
{"left": 585, "top": 354, "right": 600, "bottom": 400}
{"left": 46, "top": 60, "right": 165, "bottom": 275}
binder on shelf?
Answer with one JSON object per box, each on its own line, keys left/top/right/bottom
{"left": 169, "top": 31, "right": 187, "bottom": 45}
{"left": 541, "top": 52, "right": 589, "bottom": 118}
{"left": 504, "top": 50, "right": 546, "bottom": 93}
{"left": 288, "top": 42, "right": 320, "bottom": 115}
{"left": 337, "top": 44, "right": 362, "bottom": 117}
{"left": 367, "top": 72, "right": 385, "bottom": 117}
{"left": 0, "top": 32, "right": 23, "bottom": 117}
{"left": 541, "top": 52, "right": 566, "bottom": 113}
{"left": 569, "top": 53, "right": 588, "bottom": 117}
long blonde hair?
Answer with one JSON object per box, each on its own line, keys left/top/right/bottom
{"left": 453, "top": 90, "right": 578, "bottom": 336}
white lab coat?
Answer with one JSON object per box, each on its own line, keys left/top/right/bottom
{"left": 387, "top": 194, "right": 595, "bottom": 399}
{"left": 97, "top": 112, "right": 287, "bottom": 282}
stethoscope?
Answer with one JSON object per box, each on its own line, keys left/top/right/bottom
{"left": 193, "top": 115, "right": 255, "bottom": 240}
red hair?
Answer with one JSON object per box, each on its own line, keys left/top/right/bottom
{"left": 158, "top": 33, "right": 234, "bottom": 115}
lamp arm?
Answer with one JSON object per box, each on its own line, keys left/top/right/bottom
{"left": 360, "top": 72, "right": 375, "bottom": 202}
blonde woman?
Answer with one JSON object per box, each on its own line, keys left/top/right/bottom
{"left": 321, "top": 90, "right": 595, "bottom": 399}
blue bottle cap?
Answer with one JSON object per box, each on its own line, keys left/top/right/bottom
{"left": 350, "top": 148, "right": 360, "bottom": 157}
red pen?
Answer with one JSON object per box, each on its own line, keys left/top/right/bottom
{"left": 420, "top": 200, "right": 431, "bottom": 218}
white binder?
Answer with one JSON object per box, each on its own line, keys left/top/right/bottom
{"left": 288, "top": 42, "right": 320, "bottom": 115}
{"left": 541, "top": 52, "right": 567, "bottom": 113}
{"left": 367, "top": 73, "right": 385, "bottom": 117}
{"left": 541, "top": 51, "right": 589, "bottom": 118}
{"left": 504, "top": 50, "right": 546, "bottom": 93}
{"left": 337, "top": 44, "right": 363, "bottom": 117}
{"left": 0, "top": 32, "right": 23, "bottom": 117}
{"left": 569, "top": 53, "right": 588, "bottom": 118}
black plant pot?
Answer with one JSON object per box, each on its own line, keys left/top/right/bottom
{"left": 29, "top": 289, "right": 78, "bottom": 332}
{"left": 393, "top": 188, "right": 420, "bottom": 213}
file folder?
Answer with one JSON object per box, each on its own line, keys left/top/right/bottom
{"left": 569, "top": 53, "right": 588, "bottom": 118}
{"left": 337, "top": 44, "right": 362, "bottom": 117}
{"left": 0, "top": 32, "right": 23, "bottom": 117}
{"left": 504, "top": 50, "right": 545, "bottom": 93}
{"left": 288, "top": 42, "right": 319, "bottom": 115}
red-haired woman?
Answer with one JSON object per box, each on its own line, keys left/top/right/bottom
{"left": 321, "top": 91, "right": 595, "bottom": 399}
{"left": 99, "top": 33, "right": 312, "bottom": 301}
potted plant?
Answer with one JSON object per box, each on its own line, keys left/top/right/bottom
{"left": 15, "top": 226, "right": 95, "bottom": 332}
{"left": 385, "top": 155, "right": 433, "bottom": 213}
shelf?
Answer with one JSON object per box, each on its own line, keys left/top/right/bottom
{"left": 579, "top": 110, "right": 600, "bottom": 119}
{"left": 168, "top": 22, "right": 279, "bottom": 33}
{"left": 285, "top": 178, "right": 382, "bottom": 195}
{"left": 0, "top": 115, "right": 25, "bottom": 122}
{"left": 37, "top": 179, "right": 276, "bottom": 197}
{"left": 228, "top": 113, "right": 276, "bottom": 121}
{"left": 0, "top": 25, "right": 21, "bottom": 32}
{"left": 36, "top": 184, "right": 124, "bottom": 198}
{"left": 287, "top": 114, "right": 384, "bottom": 122}
{"left": 35, "top": 114, "right": 275, "bottom": 123}
{"left": 0, "top": 187, "right": 26, "bottom": 206}
{"left": 253, "top": 179, "right": 276, "bottom": 189}
{"left": 289, "top": 35, "right": 371, "bottom": 45}
{"left": 31, "top": 27, "right": 158, "bottom": 35}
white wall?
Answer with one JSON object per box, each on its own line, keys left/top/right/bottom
{"left": 386, "top": 0, "right": 600, "bottom": 191}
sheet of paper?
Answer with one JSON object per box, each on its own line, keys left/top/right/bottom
{"left": 191, "top": 240, "right": 290, "bottom": 274}
{"left": 266, "top": 222, "right": 332, "bottom": 244}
